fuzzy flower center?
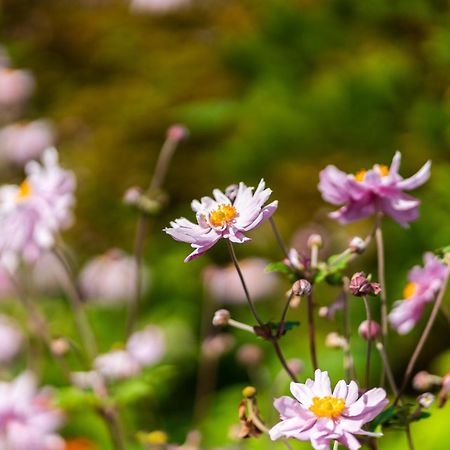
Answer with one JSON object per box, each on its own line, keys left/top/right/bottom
{"left": 209, "top": 204, "right": 237, "bottom": 227}
{"left": 17, "top": 180, "right": 32, "bottom": 200}
{"left": 309, "top": 396, "right": 346, "bottom": 419}
{"left": 355, "top": 164, "right": 389, "bottom": 182}
{"left": 403, "top": 282, "right": 417, "bottom": 300}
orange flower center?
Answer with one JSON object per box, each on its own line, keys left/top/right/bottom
{"left": 355, "top": 164, "right": 389, "bottom": 182}
{"left": 309, "top": 396, "right": 346, "bottom": 419}
{"left": 209, "top": 204, "right": 237, "bottom": 227}
{"left": 65, "top": 439, "right": 97, "bottom": 450}
{"left": 403, "top": 282, "right": 417, "bottom": 300}
{"left": 17, "top": 180, "right": 32, "bottom": 200}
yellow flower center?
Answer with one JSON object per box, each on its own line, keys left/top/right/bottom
{"left": 309, "top": 396, "right": 346, "bottom": 419}
{"left": 209, "top": 204, "right": 237, "bottom": 227}
{"left": 354, "top": 164, "right": 389, "bottom": 182}
{"left": 403, "top": 282, "right": 417, "bottom": 300}
{"left": 17, "top": 180, "right": 32, "bottom": 200}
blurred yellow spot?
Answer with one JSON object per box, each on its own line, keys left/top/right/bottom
{"left": 138, "top": 431, "right": 168, "bottom": 445}
{"left": 403, "top": 282, "right": 417, "bottom": 300}
{"left": 209, "top": 204, "right": 237, "bottom": 227}
{"left": 309, "top": 396, "right": 345, "bottom": 419}
{"left": 242, "top": 386, "right": 256, "bottom": 398}
{"left": 17, "top": 180, "right": 32, "bottom": 199}
{"left": 355, "top": 169, "right": 367, "bottom": 182}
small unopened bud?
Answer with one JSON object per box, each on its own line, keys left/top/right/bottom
{"left": 412, "top": 371, "right": 442, "bottom": 391}
{"left": 358, "top": 320, "right": 381, "bottom": 341}
{"left": 307, "top": 234, "right": 323, "bottom": 249}
{"left": 225, "top": 184, "right": 239, "bottom": 202}
{"left": 325, "top": 332, "right": 347, "bottom": 349}
{"left": 318, "top": 306, "right": 329, "bottom": 318}
{"left": 212, "top": 309, "right": 230, "bottom": 326}
{"left": 50, "top": 337, "right": 70, "bottom": 356}
{"left": 349, "top": 236, "right": 366, "bottom": 254}
{"left": 292, "top": 279, "right": 312, "bottom": 297}
{"left": 166, "top": 124, "right": 189, "bottom": 142}
{"left": 349, "top": 272, "right": 381, "bottom": 297}
{"left": 236, "top": 344, "right": 264, "bottom": 367}
{"left": 123, "top": 186, "right": 143, "bottom": 205}
{"left": 242, "top": 386, "right": 256, "bottom": 398}
{"left": 286, "top": 358, "right": 304, "bottom": 376}
{"left": 417, "top": 393, "right": 435, "bottom": 409}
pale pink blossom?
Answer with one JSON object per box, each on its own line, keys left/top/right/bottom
{"left": 130, "top": 0, "right": 190, "bottom": 14}
{"left": 0, "top": 68, "right": 34, "bottom": 107}
{"left": 0, "top": 372, "right": 64, "bottom": 449}
{"left": 0, "top": 315, "right": 23, "bottom": 364}
{"left": 0, "top": 120, "right": 55, "bottom": 166}
{"left": 270, "top": 369, "right": 388, "bottom": 450}
{"left": 203, "top": 258, "right": 279, "bottom": 304}
{"left": 0, "top": 148, "right": 76, "bottom": 270}
{"left": 31, "top": 252, "right": 71, "bottom": 296}
{"left": 94, "top": 350, "right": 142, "bottom": 381}
{"left": 165, "top": 179, "right": 278, "bottom": 262}
{"left": 79, "top": 249, "right": 149, "bottom": 306}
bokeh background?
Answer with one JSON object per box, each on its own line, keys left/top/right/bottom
{"left": 1, "top": 0, "right": 449, "bottom": 448}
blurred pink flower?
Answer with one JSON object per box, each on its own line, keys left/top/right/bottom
{"left": 79, "top": 249, "right": 149, "bottom": 306}
{"left": 358, "top": 320, "right": 381, "bottom": 341}
{"left": 0, "top": 121, "right": 55, "bottom": 166}
{"left": 0, "top": 68, "right": 35, "bottom": 107}
{"left": 270, "top": 369, "right": 388, "bottom": 450}
{"left": 319, "top": 152, "right": 431, "bottom": 227}
{"left": 31, "top": 252, "right": 71, "bottom": 296}
{"left": 94, "top": 350, "right": 142, "bottom": 381}
{"left": 203, "top": 258, "right": 279, "bottom": 304}
{"left": 165, "top": 179, "right": 278, "bottom": 262}
{"left": 0, "top": 148, "right": 76, "bottom": 270}
{"left": 0, "top": 315, "right": 23, "bottom": 364}
{"left": 389, "top": 253, "right": 448, "bottom": 334}
{"left": 130, "top": 0, "right": 190, "bottom": 14}
{"left": 0, "top": 372, "right": 64, "bottom": 449}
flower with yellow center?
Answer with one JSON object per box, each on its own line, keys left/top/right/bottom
{"left": 354, "top": 164, "right": 389, "bottom": 183}
{"left": 209, "top": 204, "right": 238, "bottom": 228}
{"left": 403, "top": 282, "right": 417, "bottom": 300}
{"left": 16, "top": 180, "right": 32, "bottom": 200}
{"left": 309, "top": 396, "right": 346, "bottom": 419}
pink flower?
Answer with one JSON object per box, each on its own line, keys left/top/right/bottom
{"left": 318, "top": 152, "right": 431, "bottom": 226}
{"left": 94, "top": 350, "right": 142, "bottom": 381}
{"left": 0, "top": 68, "right": 34, "bottom": 107}
{"left": 270, "top": 369, "right": 388, "bottom": 450}
{"left": 0, "top": 372, "right": 64, "bottom": 449}
{"left": 0, "top": 315, "right": 23, "bottom": 364}
{"left": 203, "top": 258, "right": 279, "bottom": 304}
{"left": 0, "top": 148, "right": 75, "bottom": 269}
{"left": 79, "top": 249, "right": 149, "bottom": 306}
{"left": 164, "top": 179, "right": 278, "bottom": 262}
{"left": 389, "top": 253, "right": 448, "bottom": 334}
{"left": 0, "top": 120, "right": 55, "bottom": 166}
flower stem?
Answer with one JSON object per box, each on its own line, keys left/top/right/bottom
{"left": 269, "top": 217, "right": 290, "bottom": 261}
{"left": 272, "top": 338, "right": 298, "bottom": 382}
{"left": 307, "top": 292, "right": 319, "bottom": 371}
{"left": 277, "top": 290, "right": 295, "bottom": 338}
{"left": 362, "top": 296, "right": 373, "bottom": 389}
{"left": 375, "top": 341, "right": 398, "bottom": 397}
{"left": 342, "top": 293, "right": 356, "bottom": 381}
{"left": 395, "top": 267, "right": 449, "bottom": 405}
{"left": 333, "top": 441, "right": 339, "bottom": 450}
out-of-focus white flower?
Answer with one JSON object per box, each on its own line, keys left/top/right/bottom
{"left": 70, "top": 371, "right": 104, "bottom": 392}
{"left": 0, "top": 68, "right": 35, "bottom": 107}
{"left": 79, "top": 249, "right": 149, "bottom": 306}
{"left": 0, "top": 315, "right": 23, "bottom": 364}
{"left": 0, "top": 148, "right": 76, "bottom": 270}
{"left": 0, "top": 372, "right": 65, "bottom": 449}
{"left": 203, "top": 258, "right": 279, "bottom": 304}
{"left": 0, "top": 121, "right": 55, "bottom": 166}
{"left": 94, "top": 350, "right": 142, "bottom": 381}
{"left": 126, "top": 325, "right": 165, "bottom": 366}
{"left": 130, "top": 0, "right": 190, "bottom": 15}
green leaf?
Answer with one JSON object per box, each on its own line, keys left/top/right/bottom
{"left": 370, "top": 406, "right": 396, "bottom": 431}
{"left": 265, "top": 261, "right": 293, "bottom": 275}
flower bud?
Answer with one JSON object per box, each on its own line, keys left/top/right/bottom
{"left": 292, "top": 279, "right": 312, "bottom": 297}
{"left": 287, "top": 358, "right": 304, "bottom": 376}
{"left": 349, "top": 236, "right": 366, "bottom": 254}
{"left": 166, "top": 124, "right": 188, "bottom": 142}
{"left": 307, "top": 234, "right": 323, "bottom": 249}
{"left": 412, "top": 370, "right": 442, "bottom": 391}
{"left": 242, "top": 386, "right": 256, "bottom": 398}
{"left": 50, "top": 337, "right": 70, "bottom": 356}
{"left": 318, "top": 306, "right": 329, "bottom": 318}
{"left": 349, "top": 272, "right": 381, "bottom": 297}
{"left": 417, "top": 392, "right": 435, "bottom": 409}
{"left": 123, "top": 186, "right": 143, "bottom": 205}
{"left": 358, "top": 320, "right": 381, "bottom": 341}
{"left": 236, "top": 344, "right": 264, "bottom": 367}
{"left": 212, "top": 309, "right": 230, "bottom": 326}
{"left": 325, "top": 332, "right": 347, "bottom": 349}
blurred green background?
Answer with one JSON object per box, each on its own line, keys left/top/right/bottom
{"left": 1, "top": 0, "right": 449, "bottom": 449}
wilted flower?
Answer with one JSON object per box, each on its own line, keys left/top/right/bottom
{"left": 292, "top": 279, "right": 312, "bottom": 297}
{"left": 358, "top": 320, "right": 381, "bottom": 341}
{"left": 0, "top": 121, "right": 55, "bottom": 166}
{"left": 319, "top": 152, "right": 431, "bottom": 226}
{"left": 0, "top": 148, "right": 75, "bottom": 270}
{"left": 203, "top": 258, "right": 279, "bottom": 304}
{"left": 349, "top": 272, "right": 381, "bottom": 297}
{"left": 0, "top": 68, "right": 34, "bottom": 107}
{"left": 130, "top": 0, "right": 190, "bottom": 14}
{"left": 0, "top": 372, "right": 64, "bottom": 449}
{"left": 389, "top": 253, "right": 448, "bottom": 334}
{"left": 270, "top": 369, "right": 388, "bottom": 450}
{"left": 164, "top": 180, "right": 278, "bottom": 262}
{"left": 79, "top": 249, "right": 149, "bottom": 306}
{"left": 0, "top": 315, "right": 23, "bottom": 364}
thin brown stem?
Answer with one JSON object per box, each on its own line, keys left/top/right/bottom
{"left": 277, "top": 290, "right": 295, "bottom": 338}
{"left": 271, "top": 338, "right": 298, "bottom": 382}
{"left": 342, "top": 293, "right": 356, "bottom": 381}
{"left": 375, "top": 341, "right": 398, "bottom": 397}
{"left": 362, "top": 296, "right": 372, "bottom": 389}
{"left": 269, "top": 217, "right": 290, "bottom": 261}
{"left": 307, "top": 292, "right": 318, "bottom": 371}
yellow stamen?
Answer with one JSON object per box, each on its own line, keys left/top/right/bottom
{"left": 17, "top": 180, "right": 32, "bottom": 199}
{"left": 355, "top": 164, "right": 389, "bottom": 183}
{"left": 209, "top": 204, "right": 237, "bottom": 227}
{"left": 309, "top": 396, "right": 346, "bottom": 419}
{"left": 403, "top": 282, "right": 417, "bottom": 300}
{"left": 355, "top": 169, "right": 367, "bottom": 182}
